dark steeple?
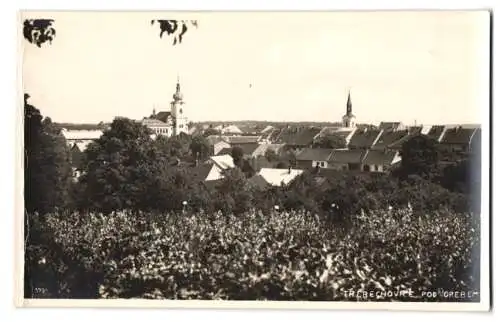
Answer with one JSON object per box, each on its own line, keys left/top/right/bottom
{"left": 346, "top": 90, "right": 352, "bottom": 115}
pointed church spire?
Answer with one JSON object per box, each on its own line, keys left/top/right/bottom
{"left": 346, "top": 90, "right": 352, "bottom": 115}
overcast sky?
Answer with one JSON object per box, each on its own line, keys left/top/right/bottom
{"left": 21, "top": 11, "right": 489, "bottom": 125}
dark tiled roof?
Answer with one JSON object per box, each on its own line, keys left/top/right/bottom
{"left": 295, "top": 148, "right": 334, "bottom": 161}
{"left": 379, "top": 122, "right": 402, "bottom": 131}
{"left": 154, "top": 111, "right": 172, "bottom": 123}
{"left": 372, "top": 130, "right": 408, "bottom": 149}
{"left": 328, "top": 149, "right": 367, "bottom": 164}
{"left": 348, "top": 129, "right": 382, "bottom": 149}
{"left": 441, "top": 127, "right": 477, "bottom": 145}
{"left": 408, "top": 126, "right": 423, "bottom": 135}
{"left": 387, "top": 133, "right": 419, "bottom": 150}
{"left": 276, "top": 127, "right": 321, "bottom": 146}
{"left": 266, "top": 128, "right": 284, "bottom": 142}
{"left": 363, "top": 150, "right": 398, "bottom": 166}
{"left": 426, "top": 126, "right": 446, "bottom": 141}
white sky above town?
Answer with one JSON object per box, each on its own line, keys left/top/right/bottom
{"left": 21, "top": 11, "right": 490, "bottom": 125}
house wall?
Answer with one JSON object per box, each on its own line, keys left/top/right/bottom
{"left": 362, "top": 164, "right": 385, "bottom": 172}
{"left": 312, "top": 160, "right": 328, "bottom": 168}
{"left": 328, "top": 163, "right": 350, "bottom": 171}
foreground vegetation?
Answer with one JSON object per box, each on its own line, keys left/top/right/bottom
{"left": 26, "top": 207, "right": 480, "bottom": 301}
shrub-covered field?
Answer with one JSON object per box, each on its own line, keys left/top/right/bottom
{"left": 25, "top": 207, "right": 480, "bottom": 301}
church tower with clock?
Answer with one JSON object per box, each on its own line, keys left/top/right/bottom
{"left": 170, "top": 76, "right": 188, "bottom": 136}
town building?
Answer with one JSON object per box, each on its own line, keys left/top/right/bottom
{"left": 361, "top": 150, "right": 401, "bottom": 172}
{"left": 295, "top": 148, "right": 334, "bottom": 169}
{"left": 327, "top": 149, "right": 367, "bottom": 171}
{"left": 142, "top": 77, "right": 189, "bottom": 137}
{"left": 440, "top": 127, "right": 480, "bottom": 153}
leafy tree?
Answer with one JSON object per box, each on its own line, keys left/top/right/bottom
{"left": 215, "top": 168, "right": 253, "bottom": 215}
{"left": 23, "top": 19, "right": 56, "bottom": 47}
{"left": 151, "top": 20, "right": 198, "bottom": 45}
{"left": 399, "top": 135, "right": 439, "bottom": 179}
{"left": 264, "top": 149, "right": 280, "bottom": 162}
{"left": 203, "top": 128, "right": 220, "bottom": 137}
{"left": 24, "top": 94, "right": 73, "bottom": 214}
{"left": 231, "top": 146, "right": 245, "bottom": 168}
{"left": 154, "top": 134, "right": 192, "bottom": 163}
{"left": 78, "top": 118, "right": 171, "bottom": 213}
{"left": 190, "top": 135, "right": 210, "bottom": 162}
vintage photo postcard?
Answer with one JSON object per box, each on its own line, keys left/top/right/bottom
{"left": 16, "top": 10, "right": 491, "bottom": 311}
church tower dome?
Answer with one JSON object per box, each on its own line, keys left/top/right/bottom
{"left": 172, "top": 76, "right": 184, "bottom": 101}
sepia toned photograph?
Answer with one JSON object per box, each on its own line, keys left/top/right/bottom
{"left": 18, "top": 10, "right": 491, "bottom": 310}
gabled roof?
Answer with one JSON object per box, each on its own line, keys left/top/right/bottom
{"left": 363, "top": 150, "right": 399, "bottom": 166}
{"left": 441, "top": 127, "right": 478, "bottom": 145}
{"left": 328, "top": 149, "right": 367, "bottom": 164}
{"left": 208, "top": 154, "right": 235, "bottom": 170}
{"left": 70, "top": 145, "right": 84, "bottom": 168}
{"left": 251, "top": 143, "right": 285, "bottom": 158}
{"left": 276, "top": 127, "right": 322, "bottom": 146}
{"left": 348, "top": 129, "right": 382, "bottom": 149}
{"left": 372, "top": 130, "right": 408, "bottom": 150}
{"left": 295, "top": 148, "right": 334, "bottom": 161}
{"left": 258, "top": 168, "right": 304, "bottom": 186}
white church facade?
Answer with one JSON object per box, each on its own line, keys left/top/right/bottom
{"left": 141, "top": 77, "right": 189, "bottom": 137}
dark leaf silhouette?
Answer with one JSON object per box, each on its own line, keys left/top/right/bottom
{"left": 151, "top": 19, "right": 198, "bottom": 45}
{"left": 23, "top": 19, "right": 56, "bottom": 47}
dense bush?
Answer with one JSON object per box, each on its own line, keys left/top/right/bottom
{"left": 26, "top": 207, "right": 480, "bottom": 301}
